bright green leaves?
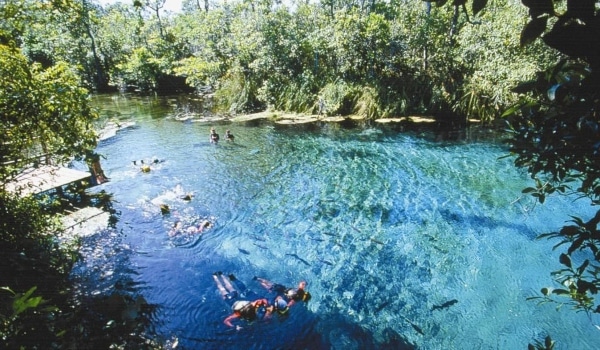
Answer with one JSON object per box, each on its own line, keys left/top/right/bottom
{"left": 0, "top": 44, "right": 97, "bottom": 182}
{"left": 174, "top": 56, "right": 223, "bottom": 89}
{"left": 10, "top": 286, "right": 44, "bottom": 317}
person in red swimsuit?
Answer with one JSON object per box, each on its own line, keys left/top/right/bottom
{"left": 213, "top": 272, "right": 269, "bottom": 328}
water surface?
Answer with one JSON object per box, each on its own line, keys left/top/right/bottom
{"left": 75, "top": 94, "right": 598, "bottom": 349}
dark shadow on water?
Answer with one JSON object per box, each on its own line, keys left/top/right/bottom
{"left": 316, "top": 313, "right": 415, "bottom": 350}
{"left": 439, "top": 209, "right": 538, "bottom": 239}
{"left": 69, "top": 226, "right": 159, "bottom": 348}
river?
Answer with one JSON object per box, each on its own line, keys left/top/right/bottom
{"left": 72, "top": 93, "right": 598, "bottom": 349}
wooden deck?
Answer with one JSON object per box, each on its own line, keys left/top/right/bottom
{"left": 5, "top": 165, "right": 91, "bottom": 196}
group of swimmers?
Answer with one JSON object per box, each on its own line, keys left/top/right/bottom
{"left": 168, "top": 218, "right": 212, "bottom": 237}
{"left": 213, "top": 272, "right": 311, "bottom": 329}
{"left": 210, "top": 127, "right": 234, "bottom": 144}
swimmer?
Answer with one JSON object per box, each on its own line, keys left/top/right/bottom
{"left": 169, "top": 219, "right": 211, "bottom": 236}
{"left": 213, "top": 272, "right": 269, "bottom": 328}
{"left": 225, "top": 130, "right": 235, "bottom": 142}
{"left": 180, "top": 193, "right": 193, "bottom": 201}
{"left": 197, "top": 219, "right": 212, "bottom": 233}
{"left": 210, "top": 127, "right": 220, "bottom": 144}
{"left": 160, "top": 204, "right": 170, "bottom": 215}
{"left": 168, "top": 221, "right": 183, "bottom": 237}
{"left": 266, "top": 295, "right": 290, "bottom": 316}
{"left": 254, "top": 277, "right": 311, "bottom": 307}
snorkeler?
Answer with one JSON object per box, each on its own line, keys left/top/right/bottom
{"left": 228, "top": 274, "right": 290, "bottom": 317}
{"left": 254, "top": 277, "right": 311, "bottom": 307}
{"left": 213, "top": 272, "right": 269, "bottom": 328}
{"left": 267, "top": 295, "right": 290, "bottom": 316}
{"left": 168, "top": 219, "right": 212, "bottom": 237}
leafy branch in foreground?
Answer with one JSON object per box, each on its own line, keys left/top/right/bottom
{"left": 526, "top": 214, "right": 600, "bottom": 315}
{"left": 528, "top": 335, "right": 555, "bottom": 350}
{"left": 501, "top": 0, "right": 600, "bottom": 335}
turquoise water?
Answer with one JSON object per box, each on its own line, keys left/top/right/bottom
{"left": 76, "top": 94, "right": 598, "bottom": 349}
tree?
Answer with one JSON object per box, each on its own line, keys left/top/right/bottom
{"left": 0, "top": 44, "right": 98, "bottom": 184}
{"left": 502, "top": 0, "right": 600, "bottom": 324}
{"left": 0, "top": 35, "right": 98, "bottom": 349}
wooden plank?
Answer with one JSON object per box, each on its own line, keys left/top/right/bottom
{"left": 5, "top": 165, "right": 91, "bottom": 196}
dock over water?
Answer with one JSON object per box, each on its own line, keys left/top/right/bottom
{"left": 5, "top": 165, "right": 91, "bottom": 196}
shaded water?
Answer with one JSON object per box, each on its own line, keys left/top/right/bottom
{"left": 75, "top": 94, "right": 598, "bottom": 349}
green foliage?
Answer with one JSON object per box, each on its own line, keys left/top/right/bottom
{"left": 502, "top": 0, "right": 600, "bottom": 324}
{"left": 0, "top": 286, "right": 59, "bottom": 348}
{"left": 354, "top": 86, "right": 384, "bottom": 119}
{"left": 214, "top": 66, "right": 262, "bottom": 113}
{"left": 117, "top": 47, "right": 162, "bottom": 90}
{"left": 319, "top": 80, "right": 357, "bottom": 116}
{"left": 0, "top": 44, "right": 98, "bottom": 182}
{"left": 174, "top": 56, "right": 223, "bottom": 89}
{"left": 0, "top": 190, "right": 74, "bottom": 348}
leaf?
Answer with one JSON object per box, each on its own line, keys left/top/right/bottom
{"left": 559, "top": 253, "right": 572, "bottom": 268}
{"left": 0, "top": 286, "right": 15, "bottom": 296}
{"left": 522, "top": 187, "right": 537, "bottom": 193}
{"left": 576, "top": 279, "right": 594, "bottom": 294}
{"left": 567, "top": 237, "right": 584, "bottom": 254}
{"left": 537, "top": 232, "right": 559, "bottom": 239}
{"left": 551, "top": 288, "right": 570, "bottom": 295}
{"left": 560, "top": 225, "right": 580, "bottom": 236}
{"left": 545, "top": 335, "right": 554, "bottom": 348}
{"left": 11, "top": 286, "right": 44, "bottom": 316}
{"left": 568, "top": 215, "right": 584, "bottom": 226}
{"left": 577, "top": 260, "right": 590, "bottom": 276}
{"left": 520, "top": 16, "right": 548, "bottom": 47}
{"left": 472, "top": 0, "right": 487, "bottom": 15}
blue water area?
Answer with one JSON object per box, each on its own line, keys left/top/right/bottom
{"left": 73, "top": 94, "right": 599, "bottom": 349}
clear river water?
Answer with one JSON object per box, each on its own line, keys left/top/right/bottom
{"left": 73, "top": 94, "right": 598, "bottom": 349}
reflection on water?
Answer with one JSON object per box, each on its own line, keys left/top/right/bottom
{"left": 72, "top": 94, "right": 598, "bottom": 349}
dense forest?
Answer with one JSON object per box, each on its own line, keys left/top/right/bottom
{"left": 1, "top": 0, "right": 600, "bottom": 348}
{"left": 3, "top": 0, "right": 558, "bottom": 121}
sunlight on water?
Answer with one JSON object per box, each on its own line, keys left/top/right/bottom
{"left": 76, "top": 94, "right": 598, "bottom": 349}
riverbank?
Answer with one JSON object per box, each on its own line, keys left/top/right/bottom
{"left": 176, "top": 109, "right": 482, "bottom": 127}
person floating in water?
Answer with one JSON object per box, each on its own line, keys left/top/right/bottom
{"left": 210, "top": 127, "right": 220, "bottom": 144}
{"left": 254, "top": 277, "right": 311, "bottom": 306}
{"left": 225, "top": 129, "right": 234, "bottom": 142}
{"left": 227, "top": 274, "right": 290, "bottom": 317}
{"left": 133, "top": 158, "right": 164, "bottom": 166}
{"left": 213, "top": 272, "right": 269, "bottom": 328}
{"left": 268, "top": 295, "right": 290, "bottom": 316}
{"left": 168, "top": 219, "right": 212, "bottom": 237}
